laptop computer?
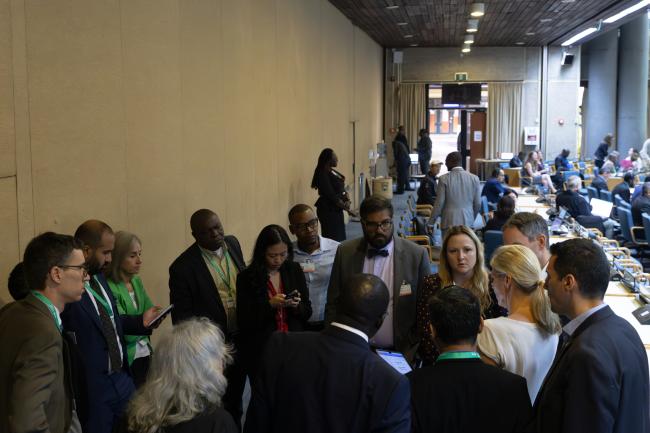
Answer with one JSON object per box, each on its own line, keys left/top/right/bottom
{"left": 590, "top": 198, "right": 614, "bottom": 219}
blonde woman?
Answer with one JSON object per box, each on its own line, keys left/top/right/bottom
{"left": 126, "top": 318, "right": 236, "bottom": 433}
{"left": 478, "top": 244, "right": 561, "bottom": 403}
{"left": 416, "top": 225, "right": 499, "bottom": 365}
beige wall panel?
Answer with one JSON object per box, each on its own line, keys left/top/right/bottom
{"left": 0, "top": 177, "right": 19, "bottom": 304}
{"left": 0, "top": 0, "right": 15, "bottom": 178}
{"left": 120, "top": 0, "right": 185, "bottom": 305}
{"left": 25, "top": 0, "right": 127, "bottom": 235}
{"left": 178, "top": 0, "right": 226, "bottom": 245}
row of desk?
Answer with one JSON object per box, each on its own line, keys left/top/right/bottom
{"left": 511, "top": 187, "right": 650, "bottom": 363}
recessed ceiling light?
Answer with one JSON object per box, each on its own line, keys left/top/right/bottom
{"left": 462, "top": 47, "right": 471, "bottom": 53}
{"left": 561, "top": 27, "right": 598, "bottom": 46}
{"left": 515, "top": 42, "right": 525, "bottom": 45}
{"left": 410, "top": 44, "right": 419, "bottom": 47}
{"left": 467, "top": 19, "right": 479, "bottom": 32}
{"left": 464, "top": 34, "right": 475, "bottom": 44}
{"left": 540, "top": 18, "right": 552, "bottom": 23}
{"left": 404, "top": 34, "right": 414, "bottom": 38}
{"left": 526, "top": 32, "right": 535, "bottom": 36}
{"left": 604, "top": 0, "right": 650, "bottom": 24}
{"left": 397, "top": 22, "right": 408, "bottom": 26}
{"left": 560, "top": 0, "right": 576, "bottom": 3}
{"left": 386, "top": 5, "right": 399, "bottom": 9}
{"left": 470, "top": 3, "right": 485, "bottom": 17}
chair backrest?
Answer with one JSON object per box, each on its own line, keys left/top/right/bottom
{"left": 618, "top": 207, "right": 634, "bottom": 243}
{"left": 499, "top": 162, "right": 509, "bottom": 169}
{"left": 564, "top": 170, "right": 580, "bottom": 179}
{"left": 483, "top": 230, "right": 504, "bottom": 266}
{"left": 481, "top": 195, "right": 489, "bottom": 216}
{"left": 587, "top": 186, "right": 598, "bottom": 201}
{"left": 642, "top": 213, "right": 650, "bottom": 244}
{"left": 600, "top": 190, "right": 613, "bottom": 202}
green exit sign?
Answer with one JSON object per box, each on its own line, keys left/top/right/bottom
{"left": 455, "top": 72, "right": 468, "bottom": 81}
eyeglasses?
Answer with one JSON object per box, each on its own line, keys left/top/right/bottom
{"left": 362, "top": 219, "right": 393, "bottom": 231}
{"left": 292, "top": 218, "right": 319, "bottom": 232}
{"left": 58, "top": 264, "right": 89, "bottom": 277}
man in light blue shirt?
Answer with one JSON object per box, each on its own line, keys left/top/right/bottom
{"left": 289, "top": 204, "right": 339, "bottom": 330}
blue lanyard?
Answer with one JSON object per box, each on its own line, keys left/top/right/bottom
{"left": 31, "top": 291, "right": 62, "bottom": 333}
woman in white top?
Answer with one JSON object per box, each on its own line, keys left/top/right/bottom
{"left": 477, "top": 244, "right": 561, "bottom": 402}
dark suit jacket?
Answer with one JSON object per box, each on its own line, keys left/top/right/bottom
{"left": 169, "top": 236, "right": 245, "bottom": 332}
{"left": 236, "top": 261, "right": 311, "bottom": 375}
{"left": 314, "top": 169, "right": 347, "bottom": 212}
{"left": 612, "top": 181, "right": 631, "bottom": 203}
{"left": 0, "top": 294, "right": 72, "bottom": 433}
{"left": 324, "top": 236, "right": 431, "bottom": 358}
{"left": 556, "top": 190, "right": 592, "bottom": 219}
{"left": 244, "top": 326, "right": 411, "bottom": 433}
{"left": 409, "top": 358, "right": 532, "bottom": 433}
{"left": 534, "top": 306, "right": 650, "bottom": 433}
{"left": 61, "top": 274, "right": 149, "bottom": 407}
{"left": 417, "top": 173, "right": 437, "bottom": 206}
{"left": 632, "top": 195, "right": 650, "bottom": 226}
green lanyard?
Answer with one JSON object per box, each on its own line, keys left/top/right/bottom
{"left": 436, "top": 351, "right": 481, "bottom": 362}
{"left": 84, "top": 276, "right": 114, "bottom": 318}
{"left": 202, "top": 251, "right": 235, "bottom": 297}
{"left": 31, "top": 291, "right": 62, "bottom": 333}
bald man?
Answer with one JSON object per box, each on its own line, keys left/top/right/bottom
{"left": 245, "top": 274, "right": 410, "bottom": 433}
{"left": 169, "top": 209, "right": 247, "bottom": 426}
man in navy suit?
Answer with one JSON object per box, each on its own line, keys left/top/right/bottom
{"left": 245, "top": 273, "right": 410, "bottom": 433}
{"left": 61, "top": 220, "right": 160, "bottom": 433}
{"left": 535, "top": 238, "right": 649, "bottom": 433}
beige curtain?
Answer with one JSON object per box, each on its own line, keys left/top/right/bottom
{"left": 397, "top": 83, "right": 426, "bottom": 152}
{"left": 486, "top": 82, "right": 523, "bottom": 159}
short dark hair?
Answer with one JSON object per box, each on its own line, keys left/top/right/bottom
{"left": 428, "top": 285, "right": 481, "bottom": 345}
{"left": 8, "top": 262, "right": 29, "bottom": 301}
{"left": 23, "top": 232, "right": 84, "bottom": 292}
{"left": 75, "top": 220, "right": 113, "bottom": 249}
{"left": 190, "top": 209, "right": 218, "bottom": 232}
{"left": 288, "top": 204, "right": 313, "bottom": 223}
{"left": 623, "top": 172, "right": 634, "bottom": 184}
{"left": 446, "top": 151, "right": 462, "bottom": 168}
{"left": 503, "top": 212, "right": 550, "bottom": 248}
{"left": 549, "top": 238, "right": 609, "bottom": 299}
{"left": 360, "top": 195, "right": 393, "bottom": 220}
{"left": 490, "top": 168, "right": 502, "bottom": 178}
{"left": 250, "top": 224, "right": 294, "bottom": 270}
{"left": 495, "top": 195, "right": 516, "bottom": 219}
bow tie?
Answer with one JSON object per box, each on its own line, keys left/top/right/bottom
{"left": 367, "top": 248, "right": 389, "bottom": 259}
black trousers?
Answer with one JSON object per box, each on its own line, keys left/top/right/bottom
{"left": 317, "top": 207, "right": 346, "bottom": 241}
{"left": 130, "top": 355, "right": 150, "bottom": 389}
{"left": 396, "top": 162, "right": 410, "bottom": 193}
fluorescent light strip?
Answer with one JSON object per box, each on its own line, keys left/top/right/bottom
{"left": 561, "top": 27, "right": 598, "bottom": 46}
{"left": 604, "top": 0, "right": 650, "bottom": 24}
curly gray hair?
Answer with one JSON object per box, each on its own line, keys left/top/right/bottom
{"left": 127, "top": 317, "right": 232, "bottom": 433}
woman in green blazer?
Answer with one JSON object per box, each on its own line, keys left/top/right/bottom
{"left": 106, "top": 231, "right": 154, "bottom": 387}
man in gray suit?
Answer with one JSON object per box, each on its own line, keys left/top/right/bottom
{"left": 325, "top": 195, "right": 431, "bottom": 360}
{"left": 429, "top": 151, "right": 481, "bottom": 238}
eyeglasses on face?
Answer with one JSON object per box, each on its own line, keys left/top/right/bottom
{"left": 57, "top": 263, "right": 89, "bottom": 277}
{"left": 292, "top": 218, "right": 319, "bottom": 232}
{"left": 362, "top": 219, "right": 393, "bottom": 231}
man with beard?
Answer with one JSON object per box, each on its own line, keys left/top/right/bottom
{"left": 169, "top": 209, "right": 247, "bottom": 428}
{"left": 61, "top": 220, "right": 160, "bottom": 433}
{"left": 325, "top": 195, "right": 431, "bottom": 361}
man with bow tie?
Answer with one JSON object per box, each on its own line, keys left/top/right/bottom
{"left": 325, "top": 195, "right": 431, "bottom": 361}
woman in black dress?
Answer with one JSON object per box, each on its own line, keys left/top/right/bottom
{"left": 236, "top": 225, "right": 311, "bottom": 379}
{"left": 311, "top": 148, "right": 351, "bottom": 241}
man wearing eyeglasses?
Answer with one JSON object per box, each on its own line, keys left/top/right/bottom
{"left": 325, "top": 195, "right": 431, "bottom": 361}
{"left": 288, "top": 204, "right": 340, "bottom": 331}
{"left": 0, "top": 232, "right": 87, "bottom": 433}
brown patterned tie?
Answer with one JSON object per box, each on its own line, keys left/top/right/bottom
{"left": 90, "top": 278, "right": 122, "bottom": 373}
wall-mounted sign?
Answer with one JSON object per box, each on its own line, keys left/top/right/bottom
{"left": 524, "top": 127, "right": 539, "bottom": 145}
{"left": 455, "top": 72, "right": 468, "bottom": 81}
{"left": 473, "top": 131, "right": 482, "bottom": 142}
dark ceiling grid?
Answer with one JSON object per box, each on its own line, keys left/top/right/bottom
{"left": 327, "top": 0, "right": 647, "bottom": 47}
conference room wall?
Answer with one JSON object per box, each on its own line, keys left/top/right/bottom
{"left": 0, "top": 0, "right": 383, "bottom": 306}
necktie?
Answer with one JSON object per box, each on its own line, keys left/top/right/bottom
{"left": 90, "top": 278, "right": 122, "bottom": 373}
{"left": 367, "top": 248, "right": 389, "bottom": 259}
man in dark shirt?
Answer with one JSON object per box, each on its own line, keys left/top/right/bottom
{"left": 631, "top": 182, "right": 650, "bottom": 226}
{"left": 409, "top": 285, "right": 532, "bottom": 433}
{"left": 509, "top": 151, "right": 525, "bottom": 168}
{"left": 590, "top": 166, "right": 611, "bottom": 192}
{"left": 417, "top": 160, "right": 442, "bottom": 206}
{"left": 554, "top": 149, "right": 572, "bottom": 172}
{"left": 556, "top": 175, "right": 593, "bottom": 218}
{"left": 481, "top": 168, "right": 510, "bottom": 207}
{"left": 612, "top": 172, "right": 635, "bottom": 204}
{"left": 594, "top": 133, "right": 613, "bottom": 169}
{"left": 416, "top": 129, "right": 432, "bottom": 175}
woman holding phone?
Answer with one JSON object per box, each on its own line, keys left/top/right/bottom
{"left": 106, "top": 231, "right": 157, "bottom": 387}
{"left": 236, "top": 225, "right": 311, "bottom": 379}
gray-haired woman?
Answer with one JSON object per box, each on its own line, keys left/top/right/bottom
{"left": 124, "top": 318, "right": 237, "bottom": 433}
